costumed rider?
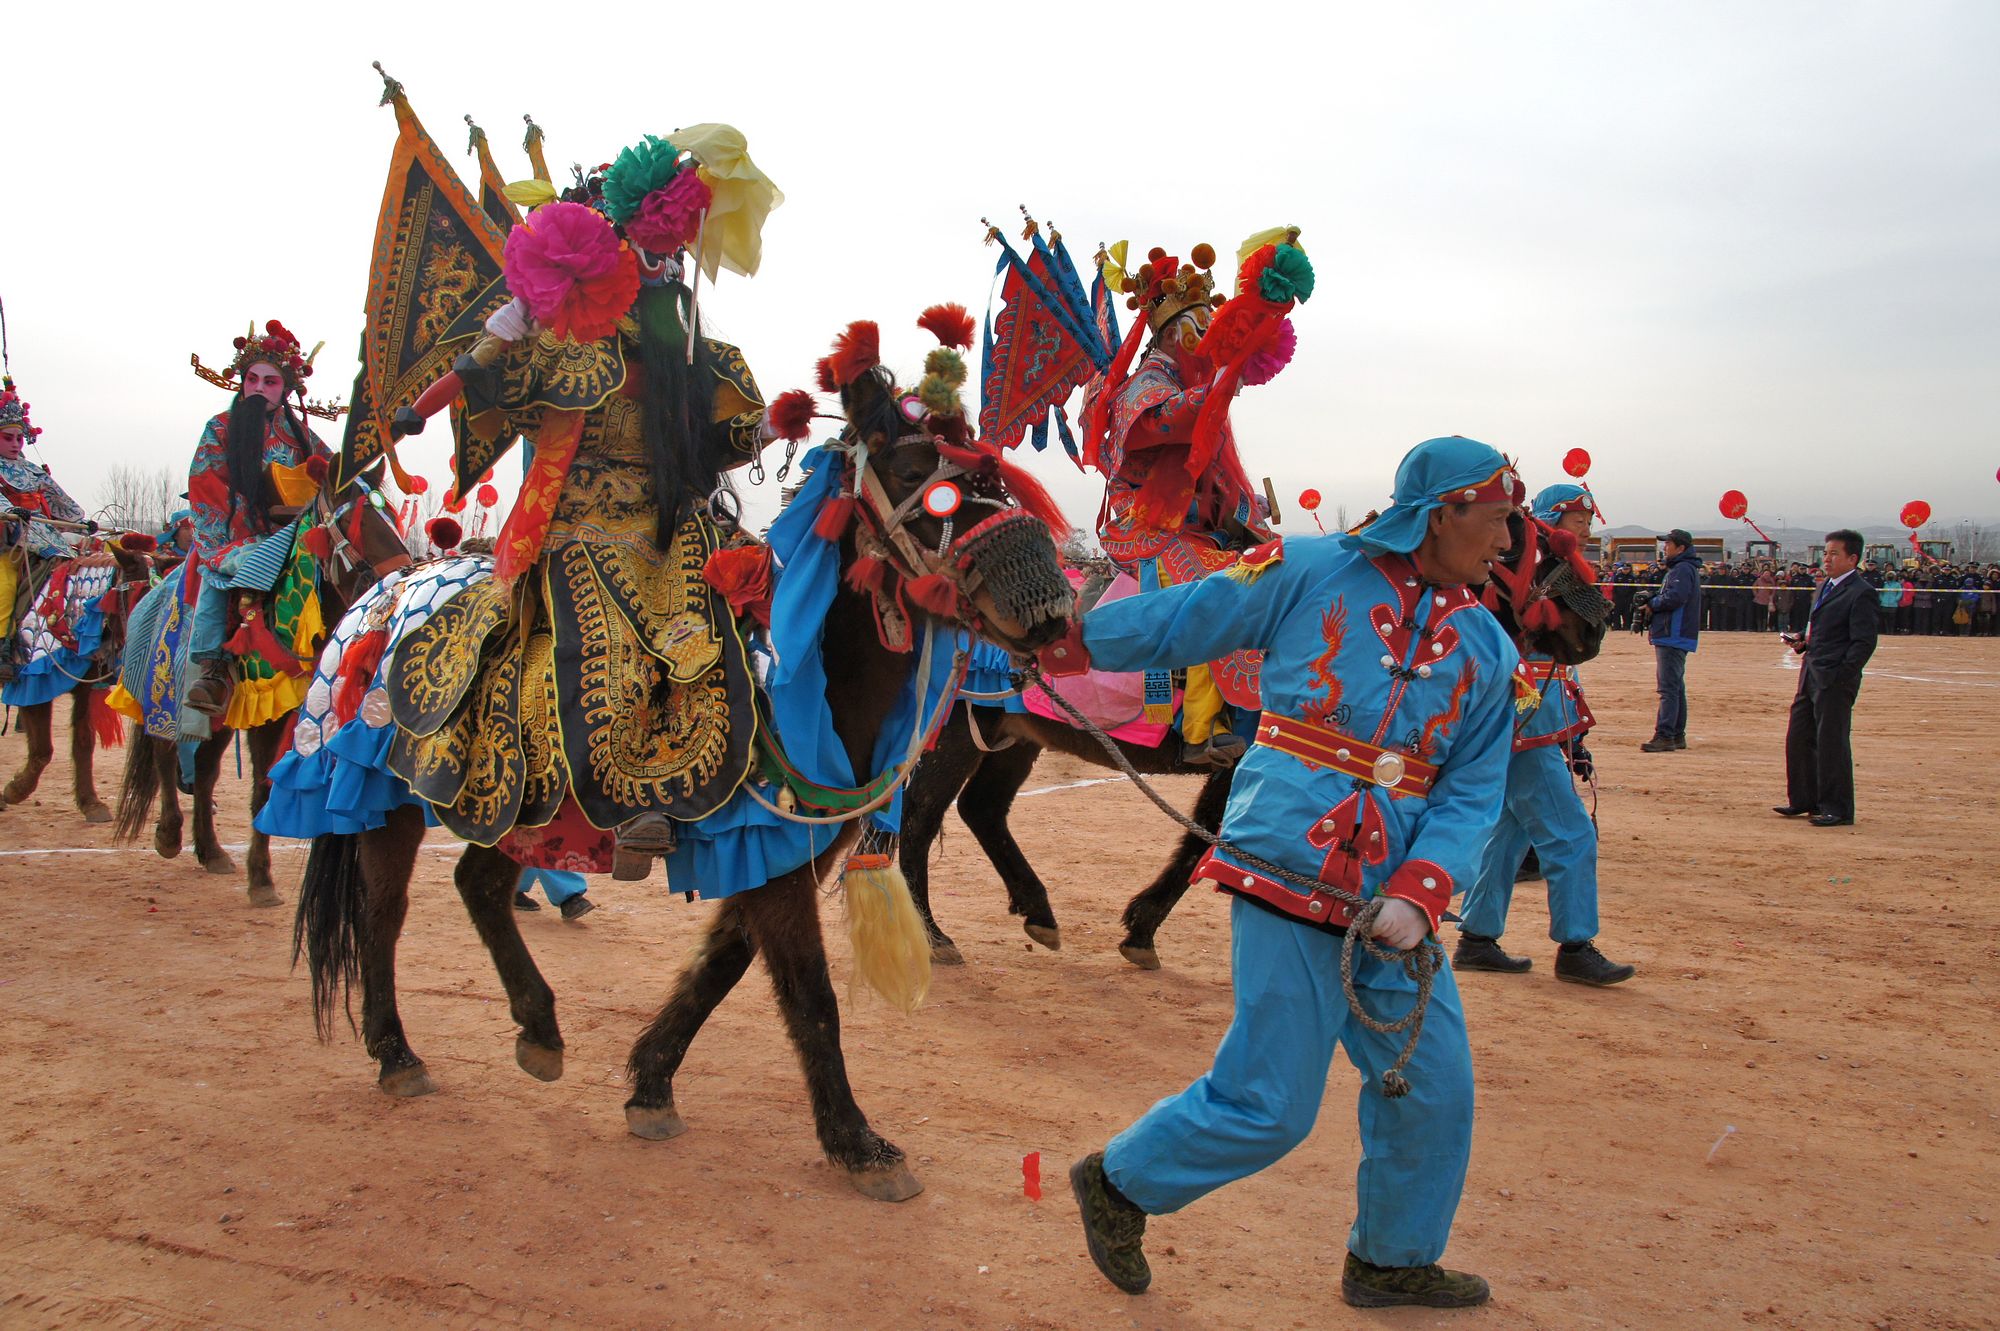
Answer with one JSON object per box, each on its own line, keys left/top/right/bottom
{"left": 1078, "top": 230, "right": 1310, "bottom": 766}
{"left": 181, "top": 322, "right": 332, "bottom": 730}
{"left": 0, "top": 377, "right": 88, "bottom": 681}
{"left": 1454, "top": 483, "right": 1634, "bottom": 986}
{"left": 387, "top": 127, "right": 783, "bottom": 871}
{"left": 1041, "top": 436, "right": 1525, "bottom": 1310}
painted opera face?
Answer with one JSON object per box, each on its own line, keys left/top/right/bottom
{"left": 240, "top": 361, "right": 289, "bottom": 407}
{"left": 0, "top": 426, "right": 24, "bottom": 461}
{"left": 1162, "top": 305, "right": 1213, "bottom": 359}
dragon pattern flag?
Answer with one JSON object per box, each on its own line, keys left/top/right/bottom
{"left": 338, "top": 67, "right": 512, "bottom": 489}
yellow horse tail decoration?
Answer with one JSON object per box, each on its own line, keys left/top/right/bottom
{"left": 842, "top": 851, "right": 931, "bottom": 1014}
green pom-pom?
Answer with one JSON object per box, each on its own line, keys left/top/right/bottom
{"left": 918, "top": 374, "right": 961, "bottom": 416}
{"left": 1257, "top": 245, "right": 1316, "bottom": 305}
{"left": 602, "top": 134, "right": 684, "bottom": 225}
{"left": 924, "top": 347, "right": 967, "bottom": 389}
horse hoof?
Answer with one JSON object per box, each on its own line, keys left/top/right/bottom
{"left": 379, "top": 1065, "right": 438, "bottom": 1098}
{"left": 246, "top": 885, "right": 282, "bottom": 909}
{"left": 625, "top": 1103, "right": 688, "bottom": 1141}
{"left": 514, "top": 1037, "right": 564, "bottom": 1082}
{"left": 154, "top": 831, "right": 183, "bottom": 860}
{"left": 1024, "top": 923, "right": 1062, "bottom": 952}
{"left": 848, "top": 1160, "right": 924, "bottom": 1203}
{"left": 930, "top": 940, "right": 965, "bottom": 966}
{"left": 82, "top": 803, "right": 113, "bottom": 824}
{"left": 201, "top": 854, "right": 237, "bottom": 876}
{"left": 1119, "top": 943, "right": 1162, "bottom": 971}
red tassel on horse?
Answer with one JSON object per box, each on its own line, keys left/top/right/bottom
{"left": 90, "top": 689, "right": 125, "bottom": 749}
{"left": 904, "top": 573, "right": 961, "bottom": 617}
{"left": 332, "top": 628, "right": 390, "bottom": 725}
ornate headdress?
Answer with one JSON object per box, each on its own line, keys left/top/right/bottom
{"left": 190, "top": 320, "right": 346, "bottom": 419}
{"left": 1119, "top": 244, "right": 1218, "bottom": 333}
{"left": 0, "top": 376, "right": 38, "bottom": 439}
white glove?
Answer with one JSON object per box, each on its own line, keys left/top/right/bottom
{"left": 485, "top": 298, "right": 536, "bottom": 343}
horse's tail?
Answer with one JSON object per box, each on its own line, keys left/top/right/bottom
{"left": 111, "top": 729, "right": 160, "bottom": 844}
{"left": 293, "top": 832, "right": 367, "bottom": 1042}
{"left": 842, "top": 852, "right": 932, "bottom": 1015}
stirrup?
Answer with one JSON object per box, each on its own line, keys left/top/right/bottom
{"left": 612, "top": 813, "right": 677, "bottom": 882}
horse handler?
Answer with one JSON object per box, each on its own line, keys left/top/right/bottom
{"left": 1038, "top": 436, "right": 1526, "bottom": 1309}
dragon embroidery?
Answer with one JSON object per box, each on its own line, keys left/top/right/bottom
{"left": 1302, "top": 597, "right": 1347, "bottom": 727}
{"left": 1417, "top": 660, "right": 1478, "bottom": 759}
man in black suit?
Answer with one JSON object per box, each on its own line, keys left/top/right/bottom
{"left": 1775, "top": 529, "right": 1879, "bottom": 826}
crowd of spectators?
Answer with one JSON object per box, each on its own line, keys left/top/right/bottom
{"left": 1601, "top": 557, "right": 2000, "bottom": 636}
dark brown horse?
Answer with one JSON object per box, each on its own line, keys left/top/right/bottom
{"left": 899, "top": 508, "right": 1612, "bottom": 969}
{"left": 4, "top": 537, "right": 158, "bottom": 823}
{"left": 111, "top": 475, "right": 409, "bottom": 905}
{"left": 292, "top": 354, "right": 1072, "bottom": 1202}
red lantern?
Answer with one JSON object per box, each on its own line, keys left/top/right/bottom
{"left": 476, "top": 483, "right": 500, "bottom": 508}
{"left": 1562, "top": 448, "right": 1591, "bottom": 478}
{"left": 1718, "top": 489, "right": 1748, "bottom": 520}
{"left": 408, "top": 475, "right": 430, "bottom": 495}
{"left": 1298, "top": 488, "right": 1322, "bottom": 512}
{"left": 1900, "top": 500, "right": 1931, "bottom": 530}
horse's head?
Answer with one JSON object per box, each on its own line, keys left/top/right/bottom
{"left": 1485, "top": 509, "right": 1610, "bottom": 664}
{"left": 86, "top": 532, "right": 162, "bottom": 666}
{"left": 302, "top": 457, "right": 413, "bottom": 605}
{"left": 814, "top": 312, "right": 1073, "bottom": 656}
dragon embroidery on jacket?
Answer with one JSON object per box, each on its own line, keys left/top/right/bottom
{"left": 1417, "top": 659, "right": 1478, "bottom": 760}
{"left": 1302, "top": 597, "right": 1347, "bottom": 727}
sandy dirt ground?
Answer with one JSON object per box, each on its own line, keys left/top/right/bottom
{"left": 0, "top": 631, "right": 1995, "bottom": 1330}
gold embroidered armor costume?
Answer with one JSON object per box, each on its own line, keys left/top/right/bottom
{"left": 384, "top": 325, "right": 768, "bottom": 846}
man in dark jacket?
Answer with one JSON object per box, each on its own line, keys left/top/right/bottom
{"left": 1777, "top": 529, "right": 1879, "bottom": 825}
{"left": 1641, "top": 530, "right": 1702, "bottom": 752}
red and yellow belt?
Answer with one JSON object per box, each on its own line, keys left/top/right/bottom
{"left": 1254, "top": 712, "right": 1438, "bottom": 796}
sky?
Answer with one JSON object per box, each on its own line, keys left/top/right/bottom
{"left": 5, "top": 0, "right": 1997, "bottom": 544}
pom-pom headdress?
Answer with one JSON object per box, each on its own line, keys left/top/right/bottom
{"left": 502, "top": 201, "right": 641, "bottom": 343}
{"left": 1123, "top": 244, "right": 1218, "bottom": 333}
{"left": 1188, "top": 227, "right": 1314, "bottom": 469}
{"left": 191, "top": 320, "right": 336, "bottom": 413}
{"left": 0, "top": 378, "right": 37, "bottom": 439}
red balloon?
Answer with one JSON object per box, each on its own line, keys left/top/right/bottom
{"left": 407, "top": 475, "right": 430, "bottom": 495}
{"left": 1562, "top": 448, "right": 1591, "bottom": 478}
{"left": 1718, "top": 489, "right": 1749, "bottom": 520}
{"left": 1900, "top": 500, "right": 1931, "bottom": 529}
{"left": 476, "top": 483, "right": 500, "bottom": 508}
{"left": 1298, "top": 488, "right": 1322, "bottom": 512}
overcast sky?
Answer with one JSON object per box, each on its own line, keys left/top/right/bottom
{"left": 6, "top": 0, "right": 1996, "bottom": 544}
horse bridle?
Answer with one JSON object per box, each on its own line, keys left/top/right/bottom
{"left": 840, "top": 430, "right": 1010, "bottom": 598}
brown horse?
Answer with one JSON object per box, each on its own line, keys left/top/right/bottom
{"left": 4, "top": 537, "right": 158, "bottom": 823}
{"left": 111, "top": 475, "right": 409, "bottom": 905}
{"left": 292, "top": 354, "right": 1073, "bottom": 1202}
{"left": 899, "top": 508, "right": 1612, "bottom": 969}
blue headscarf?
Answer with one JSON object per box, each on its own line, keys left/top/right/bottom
{"left": 1340, "top": 435, "right": 1519, "bottom": 555}
{"left": 1532, "top": 483, "right": 1593, "bottom": 523}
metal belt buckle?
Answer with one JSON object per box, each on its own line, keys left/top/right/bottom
{"left": 1372, "top": 751, "right": 1407, "bottom": 789}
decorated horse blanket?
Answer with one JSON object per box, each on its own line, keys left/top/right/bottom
{"left": 2, "top": 554, "right": 117, "bottom": 708}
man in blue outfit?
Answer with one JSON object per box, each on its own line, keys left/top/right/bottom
{"left": 1041, "top": 435, "right": 1526, "bottom": 1310}
{"left": 1641, "top": 528, "right": 1702, "bottom": 752}
{"left": 514, "top": 866, "right": 596, "bottom": 921}
{"left": 1455, "top": 484, "right": 1633, "bottom": 985}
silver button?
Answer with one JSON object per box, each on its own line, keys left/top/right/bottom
{"left": 1422, "top": 876, "right": 1437, "bottom": 889}
{"left": 1370, "top": 831, "right": 1381, "bottom": 841}
{"left": 1380, "top": 654, "right": 1394, "bottom": 667}
{"left": 1405, "top": 578, "right": 1417, "bottom": 587}
{"left": 1336, "top": 747, "right": 1351, "bottom": 761}
{"left": 1309, "top": 900, "right": 1325, "bottom": 914}
{"left": 1319, "top": 819, "right": 1337, "bottom": 833}
{"left": 1431, "top": 642, "right": 1444, "bottom": 655}
{"left": 1417, "top": 664, "right": 1433, "bottom": 679}
{"left": 1434, "top": 595, "right": 1447, "bottom": 608}
{"left": 1372, "top": 752, "right": 1407, "bottom": 788}
{"left": 1267, "top": 724, "right": 1281, "bottom": 738}
{"left": 1241, "top": 875, "right": 1255, "bottom": 888}
{"left": 1462, "top": 488, "right": 1478, "bottom": 500}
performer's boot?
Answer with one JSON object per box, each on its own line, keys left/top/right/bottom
{"left": 1555, "top": 940, "right": 1636, "bottom": 986}
{"left": 1454, "top": 931, "right": 1531, "bottom": 974}
{"left": 1341, "top": 1253, "right": 1491, "bottom": 1309}
{"left": 1514, "top": 848, "right": 1543, "bottom": 882}
{"left": 1070, "top": 1152, "right": 1150, "bottom": 1294}
{"left": 612, "top": 812, "right": 677, "bottom": 881}
{"left": 185, "top": 658, "right": 236, "bottom": 720}
{"left": 1181, "top": 731, "right": 1247, "bottom": 769}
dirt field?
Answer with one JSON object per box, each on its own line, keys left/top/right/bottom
{"left": 1, "top": 631, "right": 1995, "bottom": 1330}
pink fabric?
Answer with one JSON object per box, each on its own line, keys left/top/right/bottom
{"left": 625, "top": 171, "right": 713, "bottom": 255}
{"left": 1021, "top": 572, "right": 1174, "bottom": 745}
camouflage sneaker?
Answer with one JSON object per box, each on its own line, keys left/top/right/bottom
{"left": 1341, "top": 1252, "right": 1490, "bottom": 1309}
{"left": 1070, "top": 1152, "right": 1150, "bottom": 1294}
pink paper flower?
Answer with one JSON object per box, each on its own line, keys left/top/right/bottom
{"left": 503, "top": 201, "right": 639, "bottom": 342}
{"left": 625, "top": 171, "right": 714, "bottom": 256}
{"left": 1240, "top": 316, "right": 1297, "bottom": 387}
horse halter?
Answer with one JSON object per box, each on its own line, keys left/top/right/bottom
{"left": 315, "top": 478, "right": 412, "bottom": 580}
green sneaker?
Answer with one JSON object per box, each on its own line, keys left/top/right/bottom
{"left": 1341, "top": 1252, "right": 1490, "bottom": 1308}
{"left": 1070, "top": 1152, "right": 1150, "bottom": 1294}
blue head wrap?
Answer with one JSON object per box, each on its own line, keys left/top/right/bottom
{"left": 1339, "top": 436, "right": 1520, "bottom": 555}
{"left": 1532, "top": 483, "right": 1593, "bottom": 523}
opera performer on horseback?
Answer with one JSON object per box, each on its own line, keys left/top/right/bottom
{"left": 269, "top": 129, "right": 787, "bottom": 873}
{"left": 1075, "top": 233, "right": 1308, "bottom": 765}
{"left": 180, "top": 321, "right": 333, "bottom": 731}
{"left": 0, "top": 377, "right": 88, "bottom": 681}
{"left": 1043, "top": 435, "right": 1533, "bottom": 1310}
